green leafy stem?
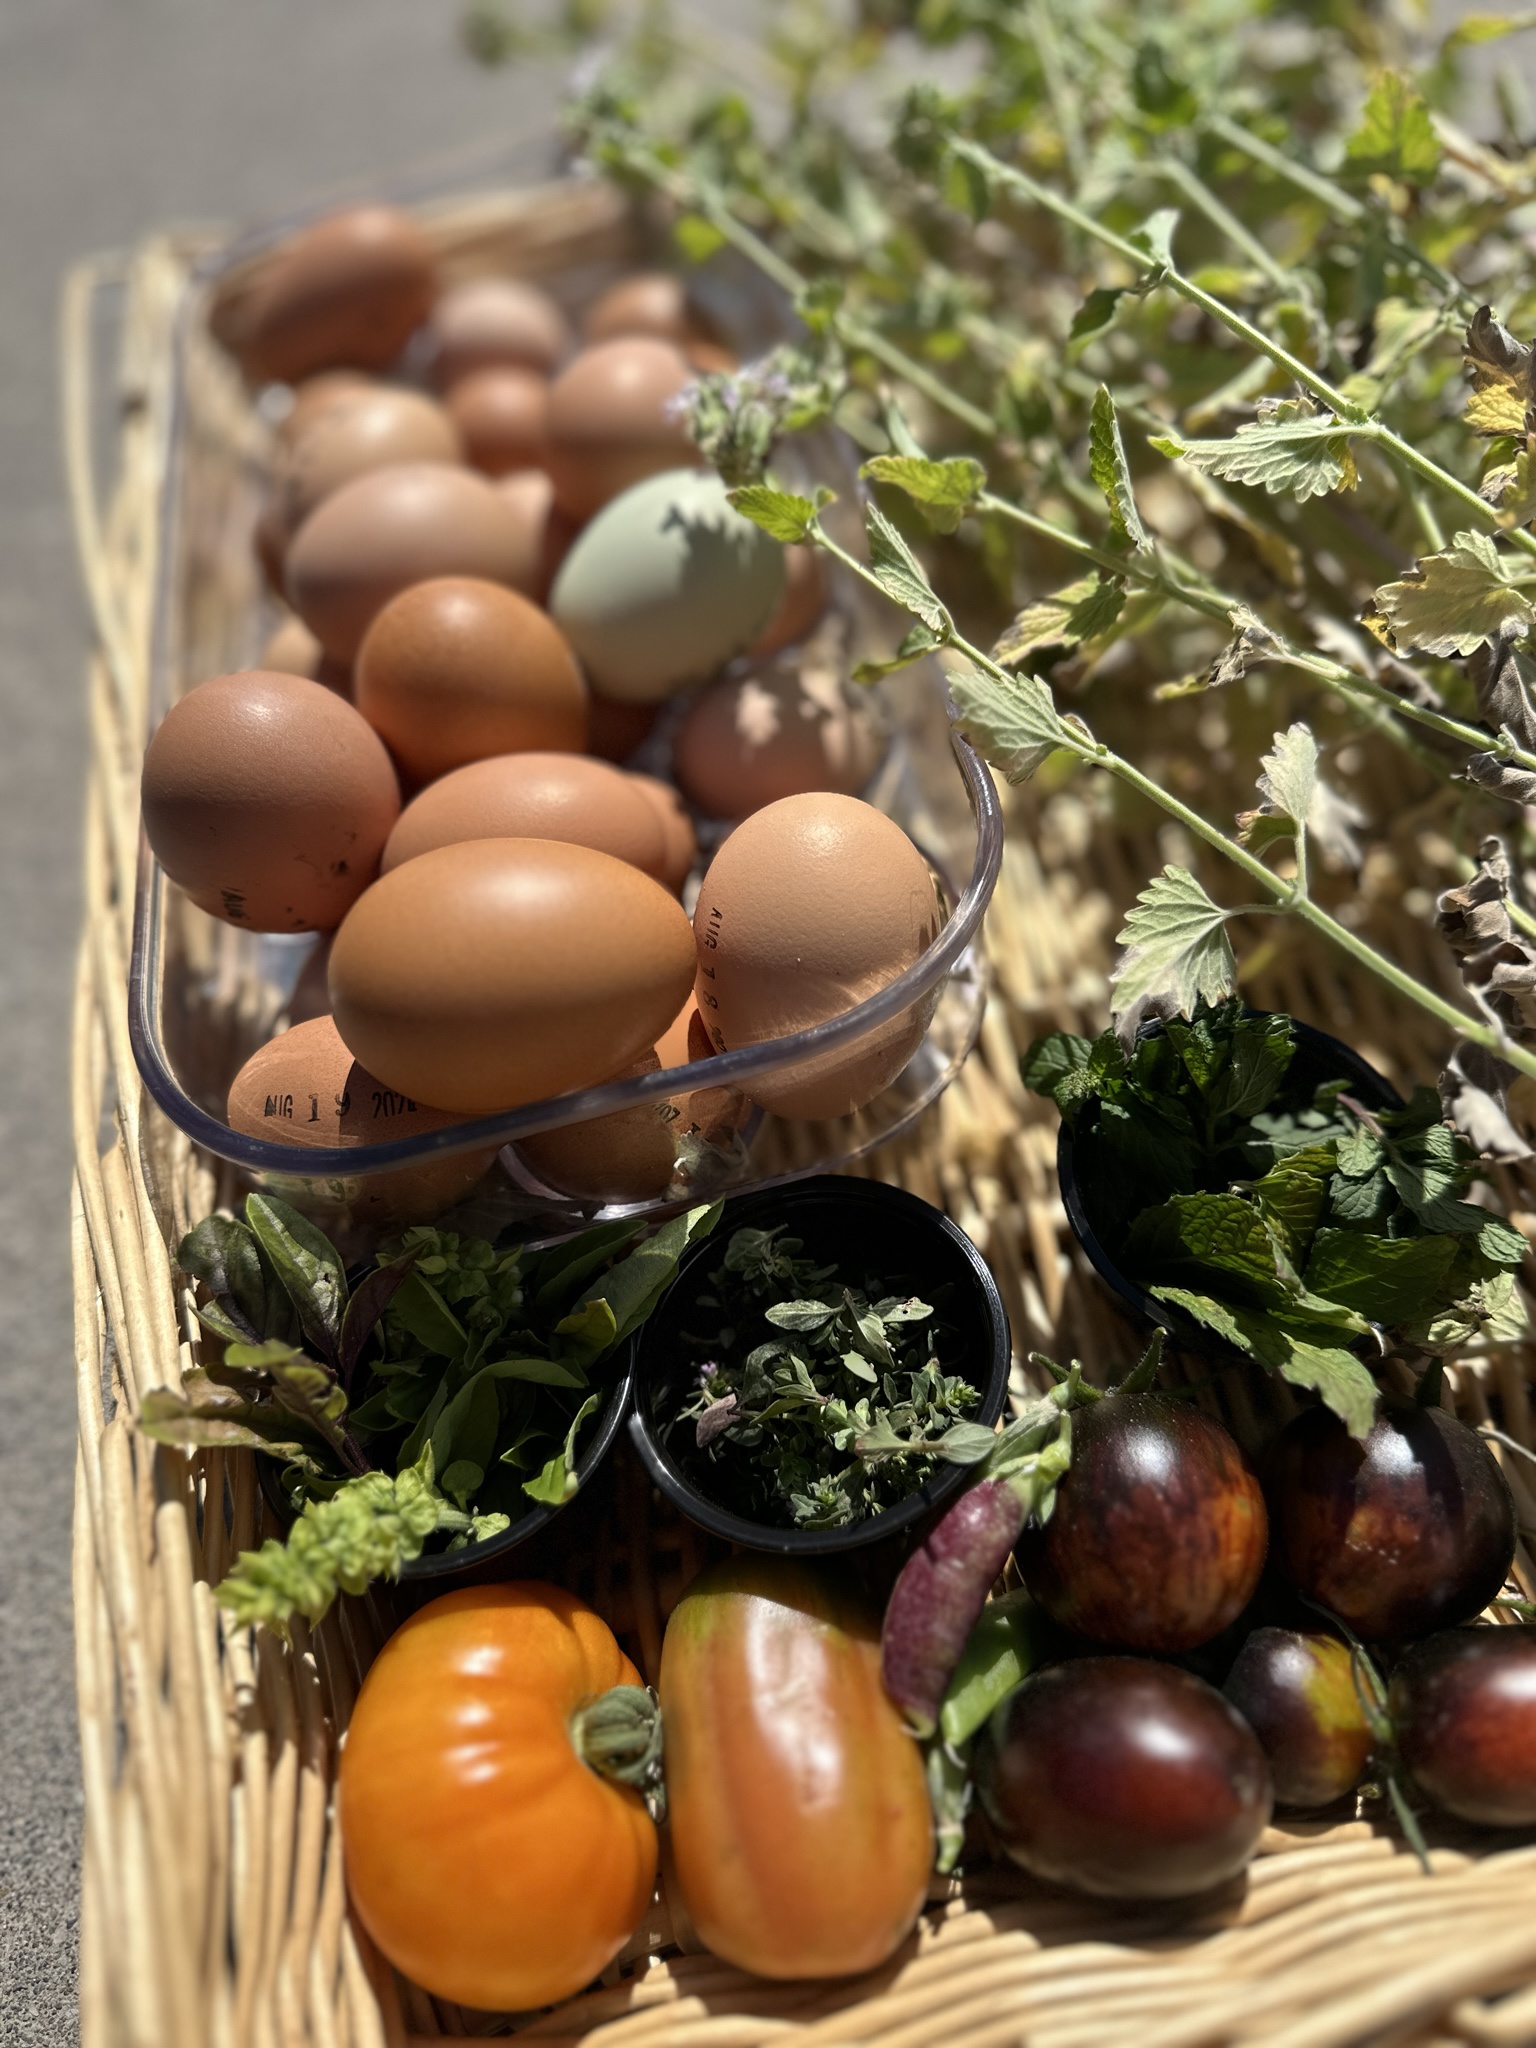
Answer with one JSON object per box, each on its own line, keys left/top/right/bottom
{"left": 599, "top": 122, "right": 1536, "bottom": 787}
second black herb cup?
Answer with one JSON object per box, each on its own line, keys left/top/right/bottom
{"left": 628, "top": 1174, "right": 1012, "bottom": 1555}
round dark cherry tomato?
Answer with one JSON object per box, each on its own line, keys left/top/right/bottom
{"left": 1017, "top": 1393, "right": 1268, "bottom": 1652}
{"left": 975, "top": 1656, "right": 1273, "bottom": 1899}
{"left": 1389, "top": 1625, "right": 1536, "bottom": 1826}
{"left": 1264, "top": 1398, "right": 1515, "bottom": 1642}
{"left": 1222, "top": 1627, "right": 1375, "bottom": 1808}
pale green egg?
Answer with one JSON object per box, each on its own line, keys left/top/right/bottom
{"left": 549, "top": 468, "right": 785, "bottom": 703}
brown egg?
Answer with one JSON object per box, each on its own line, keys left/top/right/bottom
{"left": 655, "top": 998, "right": 696, "bottom": 1069}
{"left": 749, "top": 544, "right": 829, "bottom": 657}
{"left": 383, "top": 753, "right": 668, "bottom": 879}
{"left": 354, "top": 576, "right": 587, "bottom": 784}
{"left": 261, "top": 614, "right": 325, "bottom": 679}
{"left": 275, "top": 371, "right": 377, "bottom": 449}
{"left": 544, "top": 338, "right": 698, "bottom": 523}
{"left": 141, "top": 670, "right": 400, "bottom": 932}
{"left": 692, "top": 793, "right": 941, "bottom": 1118}
{"left": 274, "top": 388, "right": 461, "bottom": 540}
{"left": 285, "top": 463, "right": 540, "bottom": 661}
{"left": 673, "top": 655, "right": 881, "bottom": 819}
{"left": 626, "top": 773, "right": 698, "bottom": 894}
{"left": 227, "top": 1015, "right": 497, "bottom": 1224}
{"left": 215, "top": 207, "right": 438, "bottom": 385}
{"left": 489, "top": 469, "right": 566, "bottom": 602}
{"left": 446, "top": 366, "right": 549, "bottom": 478}
{"left": 516, "top": 1051, "right": 676, "bottom": 1203}
{"left": 427, "top": 276, "right": 571, "bottom": 385}
{"left": 329, "top": 837, "right": 697, "bottom": 1114}
{"left": 585, "top": 692, "right": 659, "bottom": 765}
{"left": 583, "top": 272, "right": 717, "bottom": 350}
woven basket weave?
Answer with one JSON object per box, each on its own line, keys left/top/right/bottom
{"left": 64, "top": 177, "right": 1536, "bottom": 2048}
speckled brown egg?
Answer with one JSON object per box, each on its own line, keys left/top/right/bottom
{"left": 284, "top": 463, "right": 540, "bottom": 661}
{"left": 516, "top": 1050, "right": 676, "bottom": 1203}
{"left": 626, "top": 773, "right": 697, "bottom": 893}
{"left": 543, "top": 338, "right": 698, "bottom": 522}
{"left": 141, "top": 669, "right": 400, "bottom": 931}
{"left": 227, "top": 1014, "right": 498, "bottom": 1223}
{"left": 275, "top": 387, "right": 461, "bottom": 540}
{"left": 216, "top": 207, "right": 437, "bottom": 385}
{"left": 692, "top": 793, "right": 941, "bottom": 1118}
{"left": 673, "top": 654, "right": 881, "bottom": 819}
{"left": 354, "top": 576, "right": 587, "bottom": 783}
{"left": 446, "top": 366, "right": 549, "bottom": 478}
{"left": 382, "top": 753, "right": 668, "bottom": 879}
{"left": 427, "top": 276, "right": 570, "bottom": 385}
{"left": 749, "top": 543, "right": 830, "bottom": 657}
{"left": 583, "top": 272, "right": 717, "bottom": 351}
{"left": 328, "top": 837, "right": 698, "bottom": 1113}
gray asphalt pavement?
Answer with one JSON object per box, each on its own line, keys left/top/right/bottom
{"left": 0, "top": 2, "right": 1506, "bottom": 2043}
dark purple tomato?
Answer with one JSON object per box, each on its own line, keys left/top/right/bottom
{"left": 976, "top": 1657, "right": 1273, "bottom": 1899}
{"left": 1390, "top": 1625, "right": 1536, "bottom": 1827}
{"left": 1222, "top": 1628, "right": 1374, "bottom": 1809}
{"left": 1016, "top": 1394, "right": 1268, "bottom": 1652}
{"left": 1264, "top": 1399, "right": 1515, "bottom": 1643}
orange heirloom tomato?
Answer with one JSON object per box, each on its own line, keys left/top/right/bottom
{"left": 660, "top": 1555, "right": 933, "bottom": 1978}
{"left": 339, "top": 1583, "right": 657, "bottom": 2011}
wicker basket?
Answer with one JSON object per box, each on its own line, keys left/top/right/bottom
{"left": 65, "top": 177, "right": 1536, "bottom": 2048}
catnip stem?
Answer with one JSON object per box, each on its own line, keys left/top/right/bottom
{"left": 805, "top": 516, "right": 1536, "bottom": 1083}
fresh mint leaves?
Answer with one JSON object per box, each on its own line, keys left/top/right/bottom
{"left": 669, "top": 1224, "right": 980, "bottom": 1529}
{"left": 1025, "top": 1001, "right": 1527, "bottom": 1433}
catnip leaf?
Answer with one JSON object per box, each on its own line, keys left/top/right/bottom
{"left": 851, "top": 619, "right": 948, "bottom": 684}
{"left": 1343, "top": 71, "right": 1442, "bottom": 187}
{"left": 865, "top": 503, "right": 950, "bottom": 633}
{"left": 1108, "top": 866, "right": 1236, "bottom": 1023}
{"left": 1246, "top": 723, "right": 1317, "bottom": 853}
{"left": 1128, "top": 206, "right": 1180, "bottom": 271}
{"left": 1088, "top": 386, "right": 1151, "bottom": 554}
{"left": 245, "top": 1193, "right": 348, "bottom": 1366}
{"left": 1071, "top": 286, "right": 1129, "bottom": 341}
{"left": 948, "top": 665, "right": 1068, "bottom": 783}
{"left": 1464, "top": 306, "right": 1531, "bottom": 438}
{"left": 861, "top": 454, "right": 986, "bottom": 534}
{"left": 1302, "top": 1228, "right": 1460, "bottom": 1325}
{"left": 1152, "top": 406, "right": 1357, "bottom": 503}
{"left": 1369, "top": 531, "right": 1535, "bottom": 657}
{"left": 727, "top": 482, "right": 833, "bottom": 543}
{"left": 991, "top": 575, "right": 1124, "bottom": 665}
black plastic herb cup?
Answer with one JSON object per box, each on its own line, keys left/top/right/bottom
{"left": 627, "top": 1175, "right": 1012, "bottom": 1556}
{"left": 1057, "top": 1013, "right": 1403, "bottom": 1341}
{"left": 257, "top": 1354, "right": 634, "bottom": 1588}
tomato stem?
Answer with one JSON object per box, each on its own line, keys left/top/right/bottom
{"left": 570, "top": 1685, "right": 667, "bottom": 1819}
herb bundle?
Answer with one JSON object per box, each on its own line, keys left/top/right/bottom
{"left": 1025, "top": 1002, "right": 1527, "bottom": 1433}
{"left": 482, "top": 0, "right": 1536, "bottom": 1147}
{"left": 671, "top": 1223, "right": 981, "bottom": 1527}
{"left": 144, "top": 1194, "right": 719, "bottom": 1627}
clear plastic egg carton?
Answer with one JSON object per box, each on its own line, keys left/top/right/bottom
{"left": 129, "top": 152, "right": 1003, "bottom": 1241}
